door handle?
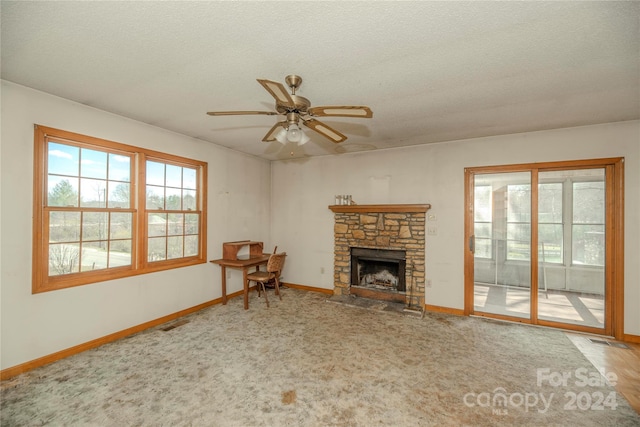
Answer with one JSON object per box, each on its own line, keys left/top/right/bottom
{"left": 469, "top": 235, "right": 475, "bottom": 253}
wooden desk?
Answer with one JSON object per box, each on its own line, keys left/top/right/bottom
{"left": 210, "top": 254, "right": 271, "bottom": 310}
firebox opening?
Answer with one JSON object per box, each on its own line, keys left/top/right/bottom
{"left": 350, "top": 247, "right": 406, "bottom": 293}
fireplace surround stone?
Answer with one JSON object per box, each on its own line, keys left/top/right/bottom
{"left": 329, "top": 204, "right": 430, "bottom": 308}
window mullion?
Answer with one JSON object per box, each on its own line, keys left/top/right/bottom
{"left": 137, "top": 152, "right": 147, "bottom": 270}
{"left": 563, "top": 179, "right": 572, "bottom": 267}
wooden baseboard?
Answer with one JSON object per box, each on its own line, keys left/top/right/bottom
{"left": 282, "top": 282, "right": 334, "bottom": 295}
{"left": 1, "top": 291, "right": 242, "bottom": 381}
{"left": 623, "top": 334, "right": 640, "bottom": 344}
{"left": 424, "top": 304, "right": 465, "bottom": 316}
{"left": 4, "top": 285, "right": 633, "bottom": 381}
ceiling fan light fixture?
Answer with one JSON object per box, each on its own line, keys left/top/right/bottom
{"left": 275, "top": 128, "right": 288, "bottom": 144}
{"left": 297, "top": 131, "right": 311, "bottom": 146}
{"left": 287, "top": 124, "right": 303, "bottom": 143}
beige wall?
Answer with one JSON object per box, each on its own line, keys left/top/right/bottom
{"left": 2, "top": 79, "right": 638, "bottom": 372}
{"left": 0, "top": 81, "right": 272, "bottom": 369}
{"left": 270, "top": 120, "right": 640, "bottom": 335}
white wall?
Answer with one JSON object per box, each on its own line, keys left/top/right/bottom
{"left": 270, "top": 120, "right": 640, "bottom": 335}
{"left": 0, "top": 81, "right": 272, "bottom": 370}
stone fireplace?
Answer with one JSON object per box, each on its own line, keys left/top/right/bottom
{"left": 329, "top": 204, "right": 430, "bottom": 308}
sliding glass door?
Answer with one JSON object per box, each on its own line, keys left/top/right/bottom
{"left": 537, "top": 169, "right": 605, "bottom": 328}
{"left": 473, "top": 172, "right": 532, "bottom": 319}
{"left": 465, "top": 159, "right": 623, "bottom": 337}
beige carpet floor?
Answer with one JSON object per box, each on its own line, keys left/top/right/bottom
{"left": 1, "top": 289, "right": 639, "bottom": 426}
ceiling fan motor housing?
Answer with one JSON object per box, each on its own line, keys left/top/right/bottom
{"left": 276, "top": 95, "right": 311, "bottom": 115}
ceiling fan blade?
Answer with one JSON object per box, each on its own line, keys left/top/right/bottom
{"left": 257, "top": 79, "right": 295, "bottom": 108}
{"left": 262, "top": 121, "right": 286, "bottom": 142}
{"left": 308, "top": 106, "right": 373, "bottom": 118}
{"left": 207, "top": 111, "right": 278, "bottom": 116}
{"left": 303, "top": 119, "right": 347, "bottom": 143}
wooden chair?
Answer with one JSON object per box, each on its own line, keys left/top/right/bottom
{"left": 246, "top": 252, "right": 286, "bottom": 307}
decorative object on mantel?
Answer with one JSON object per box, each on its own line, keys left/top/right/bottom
{"left": 334, "top": 195, "right": 356, "bottom": 205}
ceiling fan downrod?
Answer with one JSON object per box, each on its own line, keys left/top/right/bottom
{"left": 285, "top": 74, "right": 302, "bottom": 95}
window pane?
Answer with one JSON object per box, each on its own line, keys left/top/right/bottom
{"left": 573, "top": 182, "right": 605, "bottom": 224}
{"left": 507, "top": 223, "right": 530, "bottom": 260}
{"left": 183, "top": 190, "right": 196, "bottom": 211}
{"left": 80, "top": 148, "right": 107, "bottom": 179}
{"left": 507, "top": 185, "right": 531, "bottom": 222}
{"left": 48, "top": 177, "right": 79, "bottom": 207}
{"left": 167, "top": 213, "right": 184, "bottom": 236}
{"left": 49, "top": 243, "right": 80, "bottom": 275}
{"left": 475, "top": 238, "right": 492, "bottom": 259}
{"left": 539, "top": 224, "right": 563, "bottom": 263}
{"left": 110, "top": 213, "right": 132, "bottom": 239}
{"left": 165, "top": 188, "right": 181, "bottom": 210}
{"left": 146, "top": 185, "right": 165, "bottom": 210}
{"left": 109, "top": 240, "right": 132, "bottom": 267}
{"left": 82, "top": 212, "right": 108, "bottom": 241}
{"left": 166, "top": 164, "right": 182, "bottom": 188}
{"left": 146, "top": 161, "right": 165, "bottom": 186}
{"left": 539, "top": 183, "right": 563, "bottom": 223}
{"left": 183, "top": 168, "right": 197, "bottom": 190}
{"left": 80, "top": 178, "right": 107, "bottom": 208}
{"left": 167, "top": 236, "right": 183, "bottom": 259}
{"left": 148, "top": 213, "right": 167, "bottom": 237}
{"left": 108, "top": 153, "right": 130, "bottom": 182}
{"left": 572, "top": 224, "right": 605, "bottom": 266}
{"left": 474, "top": 185, "right": 492, "bottom": 222}
{"left": 185, "top": 235, "right": 199, "bottom": 257}
{"left": 108, "top": 181, "right": 130, "bottom": 208}
{"left": 474, "top": 222, "right": 491, "bottom": 239}
{"left": 49, "top": 211, "right": 81, "bottom": 242}
{"left": 185, "top": 214, "right": 199, "bottom": 234}
{"left": 81, "top": 241, "right": 108, "bottom": 272}
{"left": 508, "top": 223, "right": 530, "bottom": 243}
{"left": 148, "top": 237, "right": 167, "bottom": 261}
{"left": 48, "top": 142, "right": 79, "bottom": 176}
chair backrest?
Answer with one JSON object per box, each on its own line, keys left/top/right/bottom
{"left": 267, "top": 252, "right": 286, "bottom": 274}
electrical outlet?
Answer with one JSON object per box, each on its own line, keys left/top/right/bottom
{"left": 426, "top": 279, "right": 432, "bottom": 288}
{"left": 428, "top": 226, "right": 437, "bottom": 236}
{"left": 320, "top": 267, "right": 325, "bottom": 274}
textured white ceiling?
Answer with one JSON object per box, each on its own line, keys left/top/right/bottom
{"left": 2, "top": 1, "right": 638, "bottom": 160}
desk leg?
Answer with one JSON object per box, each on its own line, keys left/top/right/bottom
{"left": 242, "top": 268, "right": 249, "bottom": 310}
{"left": 220, "top": 266, "right": 228, "bottom": 305}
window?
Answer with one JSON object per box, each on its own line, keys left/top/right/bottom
{"left": 500, "top": 172, "right": 604, "bottom": 265}
{"left": 145, "top": 160, "right": 200, "bottom": 262}
{"left": 506, "top": 184, "right": 531, "bottom": 261}
{"left": 33, "top": 125, "right": 207, "bottom": 293}
{"left": 538, "top": 182, "right": 563, "bottom": 264}
{"left": 572, "top": 181, "right": 605, "bottom": 266}
{"left": 473, "top": 185, "right": 493, "bottom": 258}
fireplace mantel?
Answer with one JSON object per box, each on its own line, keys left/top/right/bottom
{"left": 328, "top": 204, "right": 431, "bottom": 213}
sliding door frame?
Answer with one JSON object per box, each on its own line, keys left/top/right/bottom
{"left": 464, "top": 158, "right": 624, "bottom": 339}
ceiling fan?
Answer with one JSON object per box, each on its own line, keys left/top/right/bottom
{"left": 207, "top": 75, "right": 373, "bottom": 145}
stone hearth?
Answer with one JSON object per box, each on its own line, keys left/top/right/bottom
{"left": 329, "top": 204, "right": 430, "bottom": 308}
